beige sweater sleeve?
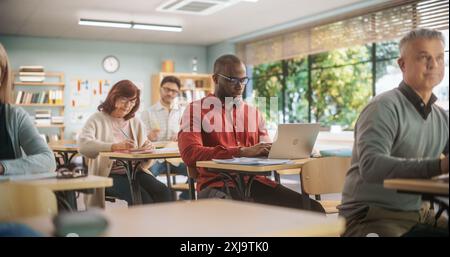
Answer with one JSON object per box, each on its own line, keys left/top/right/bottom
{"left": 78, "top": 112, "right": 114, "bottom": 159}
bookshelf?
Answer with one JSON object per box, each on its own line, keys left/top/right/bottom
{"left": 151, "top": 72, "right": 214, "bottom": 106}
{"left": 12, "top": 71, "right": 65, "bottom": 141}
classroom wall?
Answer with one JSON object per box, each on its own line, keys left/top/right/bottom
{"left": 0, "top": 35, "right": 208, "bottom": 139}
{"left": 206, "top": 41, "right": 236, "bottom": 73}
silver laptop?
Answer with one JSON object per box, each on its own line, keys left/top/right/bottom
{"left": 268, "top": 123, "right": 320, "bottom": 159}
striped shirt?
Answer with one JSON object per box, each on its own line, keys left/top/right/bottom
{"left": 141, "top": 101, "right": 184, "bottom": 141}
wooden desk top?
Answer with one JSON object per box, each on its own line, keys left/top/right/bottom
{"left": 13, "top": 175, "right": 113, "bottom": 191}
{"left": 384, "top": 178, "right": 449, "bottom": 196}
{"left": 49, "top": 144, "right": 79, "bottom": 152}
{"left": 48, "top": 140, "right": 79, "bottom": 152}
{"left": 15, "top": 199, "right": 344, "bottom": 237}
{"left": 100, "top": 149, "right": 180, "bottom": 159}
{"left": 196, "top": 159, "right": 312, "bottom": 172}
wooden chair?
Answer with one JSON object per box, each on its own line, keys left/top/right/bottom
{"left": 0, "top": 183, "right": 58, "bottom": 220}
{"left": 170, "top": 180, "right": 190, "bottom": 200}
{"left": 274, "top": 168, "right": 301, "bottom": 183}
{"left": 157, "top": 158, "right": 191, "bottom": 200}
{"left": 159, "top": 165, "right": 197, "bottom": 201}
{"left": 300, "top": 157, "right": 351, "bottom": 214}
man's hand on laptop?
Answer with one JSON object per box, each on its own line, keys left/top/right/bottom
{"left": 239, "top": 143, "right": 272, "bottom": 157}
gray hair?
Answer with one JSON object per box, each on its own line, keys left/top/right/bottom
{"left": 399, "top": 28, "right": 446, "bottom": 56}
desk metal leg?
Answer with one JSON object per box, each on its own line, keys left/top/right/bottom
{"left": 55, "top": 191, "right": 77, "bottom": 212}
{"left": 62, "top": 153, "right": 69, "bottom": 167}
{"left": 217, "top": 172, "right": 242, "bottom": 199}
{"left": 188, "top": 177, "right": 196, "bottom": 200}
{"left": 273, "top": 171, "right": 281, "bottom": 183}
{"left": 55, "top": 152, "right": 78, "bottom": 169}
{"left": 116, "top": 159, "right": 142, "bottom": 205}
{"left": 165, "top": 161, "right": 175, "bottom": 201}
{"left": 129, "top": 160, "right": 142, "bottom": 205}
{"left": 245, "top": 176, "right": 256, "bottom": 201}
{"left": 212, "top": 172, "right": 258, "bottom": 201}
{"left": 431, "top": 197, "right": 449, "bottom": 227}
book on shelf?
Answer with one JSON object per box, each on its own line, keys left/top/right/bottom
{"left": 39, "top": 134, "right": 48, "bottom": 143}
{"left": 184, "top": 79, "right": 195, "bottom": 89}
{"left": 19, "top": 66, "right": 45, "bottom": 82}
{"left": 19, "top": 76, "right": 45, "bottom": 82}
{"left": 35, "top": 120, "right": 51, "bottom": 126}
{"left": 19, "top": 72, "right": 46, "bottom": 76}
{"left": 15, "top": 90, "right": 62, "bottom": 104}
{"left": 193, "top": 90, "right": 205, "bottom": 100}
{"left": 15, "top": 91, "right": 23, "bottom": 104}
{"left": 48, "top": 134, "right": 60, "bottom": 143}
{"left": 51, "top": 116, "right": 64, "bottom": 124}
{"left": 19, "top": 66, "right": 45, "bottom": 72}
{"left": 182, "top": 90, "right": 193, "bottom": 103}
{"left": 49, "top": 90, "right": 63, "bottom": 104}
{"left": 194, "top": 80, "right": 205, "bottom": 88}
{"left": 34, "top": 109, "right": 51, "bottom": 125}
{"left": 35, "top": 109, "right": 51, "bottom": 115}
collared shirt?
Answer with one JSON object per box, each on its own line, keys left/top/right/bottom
{"left": 141, "top": 100, "right": 184, "bottom": 141}
{"left": 178, "top": 94, "right": 276, "bottom": 191}
{"left": 397, "top": 81, "right": 437, "bottom": 120}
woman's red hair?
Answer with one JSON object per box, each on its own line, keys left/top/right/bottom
{"left": 98, "top": 80, "right": 140, "bottom": 120}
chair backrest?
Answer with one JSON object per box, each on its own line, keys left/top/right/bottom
{"left": 0, "top": 183, "right": 57, "bottom": 221}
{"left": 301, "top": 157, "right": 351, "bottom": 195}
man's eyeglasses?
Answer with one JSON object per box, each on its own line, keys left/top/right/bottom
{"left": 216, "top": 73, "right": 250, "bottom": 86}
{"left": 161, "top": 87, "right": 180, "bottom": 95}
{"left": 118, "top": 97, "right": 137, "bottom": 106}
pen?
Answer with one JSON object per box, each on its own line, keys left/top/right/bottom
{"left": 119, "top": 127, "right": 136, "bottom": 148}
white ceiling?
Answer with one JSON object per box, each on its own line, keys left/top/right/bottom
{"left": 0, "top": 0, "right": 381, "bottom": 46}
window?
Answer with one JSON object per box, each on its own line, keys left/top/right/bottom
{"left": 310, "top": 45, "right": 372, "bottom": 128}
{"left": 249, "top": 29, "right": 449, "bottom": 130}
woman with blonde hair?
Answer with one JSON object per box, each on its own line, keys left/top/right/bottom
{"left": 0, "top": 43, "right": 56, "bottom": 176}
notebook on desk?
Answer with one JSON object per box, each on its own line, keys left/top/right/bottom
{"left": 114, "top": 149, "right": 155, "bottom": 154}
{"left": 212, "top": 157, "right": 292, "bottom": 166}
{"left": 114, "top": 147, "right": 179, "bottom": 154}
{"left": 432, "top": 173, "right": 449, "bottom": 183}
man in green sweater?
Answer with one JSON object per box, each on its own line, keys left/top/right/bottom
{"left": 338, "top": 28, "right": 449, "bottom": 237}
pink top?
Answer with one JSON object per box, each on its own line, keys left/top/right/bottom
{"left": 109, "top": 115, "right": 132, "bottom": 175}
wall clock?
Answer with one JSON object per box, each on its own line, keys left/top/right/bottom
{"left": 102, "top": 55, "right": 120, "bottom": 73}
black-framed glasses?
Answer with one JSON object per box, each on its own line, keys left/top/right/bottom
{"left": 161, "top": 86, "right": 180, "bottom": 95}
{"left": 216, "top": 73, "right": 250, "bottom": 86}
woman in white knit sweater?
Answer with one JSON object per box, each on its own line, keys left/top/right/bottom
{"left": 78, "top": 80, "right": 170, "bottom": 207}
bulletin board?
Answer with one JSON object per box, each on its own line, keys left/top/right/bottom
{"left": 69, "top": 79, "right": 144, "bottom": 125}
{"left": 70, "top": 79, "right": 112, "bottom": 108}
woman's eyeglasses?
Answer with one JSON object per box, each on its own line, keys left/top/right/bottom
{"left": 216, "top": 73, "right": 250, "bottom": 86}
{"left": 118, "top": 97, "right": 137, "bottom": 106}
